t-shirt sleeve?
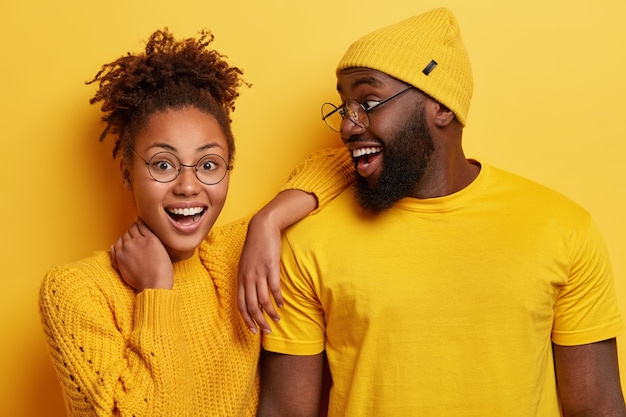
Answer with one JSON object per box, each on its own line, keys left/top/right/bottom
{"left": 261, "top": 233, "right": 326, "bottom": 355}
{"left": 551, "top": 218, "right": 623, "bottom": 345}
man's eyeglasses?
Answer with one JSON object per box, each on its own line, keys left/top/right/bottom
{"left": 132, "top": 149, "right": 230, "bottom": 185}
{"left": 321, "top": 86, "right": 413, "bottom": 132}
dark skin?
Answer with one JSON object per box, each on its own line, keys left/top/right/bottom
{"left": 256, "top": 68, "right": 626, "bottom": 417}
{"left": 554, "top": 339, "right": 626, "bottom": 416}
{"left": 257, "top": 352, "right": 326, "bottom": 417}
{"left": 259, "top": 341, "right": 626, "bottom": 417}
{"left": 336, "top": 68, "right": 479, "bottom": 200}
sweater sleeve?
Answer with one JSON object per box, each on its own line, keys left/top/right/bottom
{"left": 39, "top": 254, "right": 193, "bottom": 417}
{"left": 206, "top": 147, "right": 355, "bottom": 256}
{"left": 280, "top": 147, "right": 355, "bottom": 214}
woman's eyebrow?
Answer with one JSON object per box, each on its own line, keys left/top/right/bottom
{"left": 146, "top": 142, "right": 224, "bottom": 153}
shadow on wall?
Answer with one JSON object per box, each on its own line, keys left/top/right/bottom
{"left": 24, "top": 109, "right": 132, "bottom": 417}
{"left": 79, "top": 114, "right": 138, "bottom": 246}
{"left": 29, "top": 331, "right": 66, "bottom": 416}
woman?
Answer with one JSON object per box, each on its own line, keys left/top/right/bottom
{"left": 39, "top": 28, "right": 351, "bottom": 416}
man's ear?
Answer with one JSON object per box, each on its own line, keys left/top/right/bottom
{"left": 432, "top": 102, "right": 456, "bottom": 128}
{"left": 120, "top": 159, "right": 133, "bottom": 191}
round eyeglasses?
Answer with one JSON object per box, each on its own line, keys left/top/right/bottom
{"left": 321, "top": 86, "right": 414, "bottom": 132}
{"left": 132, "top": 149, "right": 230, "bottom": 185}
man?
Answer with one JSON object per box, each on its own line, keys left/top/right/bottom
{"left": 256, "top": 7, "right": 625, "bottom": 416}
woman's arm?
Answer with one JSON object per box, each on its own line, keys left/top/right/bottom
{"left": 237, "top": 189, "right": 317, "bottom": 334}
{"left": 237, "top": 147, "right": 354, "bottom": 334}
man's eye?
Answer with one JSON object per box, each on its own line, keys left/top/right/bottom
{"left": 362, "top": 100, "right": 381, "bottom": 111}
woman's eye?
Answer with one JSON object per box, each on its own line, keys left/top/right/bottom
{"left": 152, "top": 160, "right": 175, "bottom": 171}
{"left": 200, "top": 160, "right": 218, "bottom": 171}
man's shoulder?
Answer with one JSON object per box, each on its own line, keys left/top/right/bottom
{"left": 484, "top": 163, "right": 590, "bottom": 218}
{"left": 285, "top": 187, "right": 356, "bottom": 236}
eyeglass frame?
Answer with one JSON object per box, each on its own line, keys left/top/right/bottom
{"left": 131, "top": 149, "right": 231, "bottom": 185}
{"left": 321, "top": 85, "right": 414, "bottom": 132}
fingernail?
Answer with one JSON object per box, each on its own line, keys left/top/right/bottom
{"left": 273, "top": 317, "right": 280, "bottom": 322}
{"left": 263, "top": 328, "right": 272, "bottom": 335}
{"left": 249, "top": 327, "right": 258, "bottom": 335}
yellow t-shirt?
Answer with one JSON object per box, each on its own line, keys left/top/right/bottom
{"left": 264, "top": 162, "right": 623, "bottom": 417}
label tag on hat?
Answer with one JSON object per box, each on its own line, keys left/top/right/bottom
{"left": 422, "top": 60, "right": 438, "bottom": 75}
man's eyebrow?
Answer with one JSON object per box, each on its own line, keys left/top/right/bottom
{"left": 337, "top": 76, "right": 385, "bottom": 95}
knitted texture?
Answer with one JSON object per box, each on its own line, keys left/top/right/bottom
{"left": 39, "top": 147, "right": 353, "bottom": 416}
{"left": 280, "top": 147, "right": 355, "bottom": 215}
{"left": 336, "top": 7, "right": 473, "bottom": 126}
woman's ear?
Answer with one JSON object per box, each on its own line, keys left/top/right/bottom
{"left": 120, "top": 159, "right": 133, "bottom": 191}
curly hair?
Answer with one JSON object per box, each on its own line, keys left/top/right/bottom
{"left": 87, "top": 28, "right": 248, "bottom": 163}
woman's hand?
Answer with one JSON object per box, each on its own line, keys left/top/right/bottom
{"left": 111, "top": 219, "right": 174, "bottom": 292}
{"left": 237, "top": 213, "right": 284, "bottom": 334}
{"left": 237, "top": 189, "right": 318, "bottom": 334}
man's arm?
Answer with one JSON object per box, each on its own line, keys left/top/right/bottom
{"left": 554, "top": 338, "right": 626, "bottom": 416}
{"left": 257, "top": 351, "right": 325, "bottom": 417}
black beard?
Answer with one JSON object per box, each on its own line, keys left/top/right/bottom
{"left": 354, "top": 104, "right": 434, "bottom": 213}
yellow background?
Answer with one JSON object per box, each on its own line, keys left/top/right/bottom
{"left": 1, "top": 0, "right": 624, "bottom": 415}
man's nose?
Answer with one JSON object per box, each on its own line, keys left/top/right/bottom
{"left": 340, "top": 110, "right": 367, "bottom": 139}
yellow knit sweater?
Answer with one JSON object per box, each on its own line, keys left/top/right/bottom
{"left": 39, "top": 148, "right": 354, "bottom": 416}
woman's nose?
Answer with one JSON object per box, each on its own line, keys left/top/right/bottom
{"left": 173, "top": 166, "right": 202, "bottom": 195}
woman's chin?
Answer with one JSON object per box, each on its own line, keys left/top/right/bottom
{"left": 165, "top": 242, "right": 201, "bottom": 263}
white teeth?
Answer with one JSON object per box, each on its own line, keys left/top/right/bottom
{"left": 168, "top": 207, "right": 204, "bottom": 216}
{"left": 352, "top": 147, "right": 382, "bottom": 158}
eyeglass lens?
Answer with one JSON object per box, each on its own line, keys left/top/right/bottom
{"left": 321, "top": 86, "right": 414, "bottom": 132}
{"left": 146, "top": 152, "right": 229, "bottom": 185}
{"left": 321, "top": 101, "right": 367, "bottom": 132}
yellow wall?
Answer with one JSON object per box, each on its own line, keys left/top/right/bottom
{"left": 1, "top": 0, "right": 624, "bottom": 415}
